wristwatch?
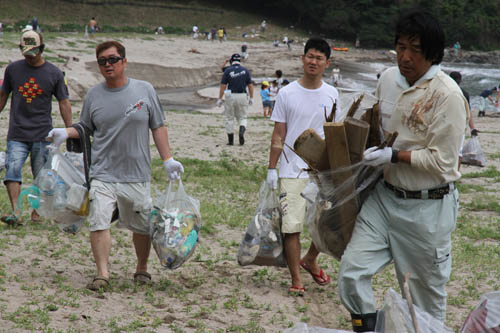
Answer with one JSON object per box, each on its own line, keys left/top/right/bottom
{"left": 391, "top": 149, "right": 399, "bottom": 163}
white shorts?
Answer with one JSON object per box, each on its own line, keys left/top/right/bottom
{"left": 279, "top": 178, "right": 309, "bottom": 234}
{"left": 88, "top": 179, "right": 152, "bottom": 235}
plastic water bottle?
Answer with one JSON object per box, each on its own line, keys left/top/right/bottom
{"left": 54, "top": 179, "right": 67, "bottom": 210}
{"left": 39, "top": 171, "right": 56, "bottom": 195}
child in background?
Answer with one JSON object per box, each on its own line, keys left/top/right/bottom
{"left": 269, "top": 80, "right": 279, "bottom": 116}
{"left": 260, "top": 81, "right": 272, "bottom": 117}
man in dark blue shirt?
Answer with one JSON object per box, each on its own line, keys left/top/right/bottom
{"left": 216, "top": 54, "right": 254, "bottom": 145}
{"left": 478, "top": 86, "right": 499, "bottom": 117}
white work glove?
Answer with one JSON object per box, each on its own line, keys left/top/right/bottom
{"left": 248, "top": 98, "right": 254, "bottom": 105}
{"left": 216, "top": 98, "right": 223, "bottom": 107}
{"left": 363, "top": 146, "right": 392, "bottom": 166}
{"left": 46, "top": 128, "right": 69, "bottom": 148}
{"left": 266, "top": 169, "right": 278, "bottom": 190}
{"left": 163, "top": 157, "right": 184, "bottom": 180}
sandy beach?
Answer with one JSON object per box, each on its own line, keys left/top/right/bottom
{"left": 1, "top": 33, "right": 499, "bottom": 332}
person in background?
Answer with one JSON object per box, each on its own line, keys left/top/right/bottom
{"left": 47, "top": 40, "right": 184, "bottom": 291}
{"left": 266, "top": 37, "right": 339, "bottom": 296}
{"left": 210, "top": 26, "right": 217, "bottom": 41}
{"left": 31, "top": 17, "right": 38, "bottom": 32}
{"left": 449, "top": 71, "right": 478, "bottom": 136}
{"left": 260, "top": 81, "right": 271, "bottom": 117}
{"left": 192, "top": 25, "right": 199, "bottom": 39}
{"left": 241, "top": 41, "right": 248, "bottom": 61}
{"left": 339, "top": 9, "right": 467, "bottom": 331}
{"left": 269, "top": 80, "right": 279, "bottom": 115}
{"left": 217, "top": 27, "right": 224, "bottom": 42}
{"left": 275, "top": 69, "right": 284, "bottom": 89}
{"left": 89, "top": 17, "right": 97, "bottom": 39}
{"left": 216, "top": 53, "right": 254, "bottom": 145}
{"left": 0, "top": 29, "right": 72, "bottom": 226}
{"left": 477, "top": 85, "right": 499, "bottom": 117}
{"left": 260, "top": 20, "right": 266, "bottom": 32}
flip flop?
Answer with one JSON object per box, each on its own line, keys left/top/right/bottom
{"left": 86, "top": 275, "right": 109, "bottom": 291}
{"left": 1, "top": 214, "right": 22, "bottom": 227}
{"left": 134, "top": 271, "right": 152, "bottom": 285}
{"left": 300, "top": 261, "right": 331, "bottom": 286}
{"left": 288, "top": 286, "right": 305, "bottom": 296}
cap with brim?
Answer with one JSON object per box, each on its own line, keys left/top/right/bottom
{"left": 23, "top": 48, "right": 39, "bottom": 57}
{"left": 20, "top": 30, "right": 41, "bottom": 56}
{"left": 262, "top": 81, "right": 269, "bottom": 86}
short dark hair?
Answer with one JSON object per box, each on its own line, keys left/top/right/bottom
{"left": 395, "top": 8, "right": 444, "bottom": 64}
{"left": 275, "top": 70, "right": 282, "bottom": 78}
{"left": 304, "top": 37, "right": 331, "bottom": 59}
{"left": 449, "top": 71, "right": 462, "bottom": 84}
{"left": 96, "top": 41, "right": 126, "bottom": 58}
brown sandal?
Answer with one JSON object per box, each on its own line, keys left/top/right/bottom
{"left": 86, "top": 275, "right": 109, "bottom": 291}
{"left": 134, "top": 271, "right": 152, "bottom": 285}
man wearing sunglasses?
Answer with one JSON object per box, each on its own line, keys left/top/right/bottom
{"left": 48, "top": 41, "right": 184, "bottom": 291}
{"left": 0, "top": 29, "right": 72, "bottom": 226}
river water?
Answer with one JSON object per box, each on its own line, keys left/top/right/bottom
{"left": 348, "top": 61, "right": 500, "bottom": 113}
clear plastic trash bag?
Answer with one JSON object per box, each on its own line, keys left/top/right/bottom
{"left": 284, "top": 322, "right": 355, "bottom": 333}
{"left": 460, "top": 291, "right": 500, "bottom": 333}
{"left": 375, "top": 288, "right": 453, "bottom": 333}
{"left": 150, "top": 179, "right": 201, "bottom": 270}
{"left": 303, "top": 163, "right": 383, "bottom": 260}
{"left": 237, "top": 181, "right": 287, "bottom": 267}
{"left": 31, "top": 147, "right": 87, "bottom": 233}
{"left": 462, "top": 136, "right": 486, "bottom": 167}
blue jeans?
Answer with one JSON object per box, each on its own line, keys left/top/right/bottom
{"left": 4, "top": 141, "right": 50, "bottom": 184}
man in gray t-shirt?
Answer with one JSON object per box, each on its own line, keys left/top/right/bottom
{"left": 48, "top": 41, "right": 184, "bottom": 291}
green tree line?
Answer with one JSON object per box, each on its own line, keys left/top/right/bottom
{"left": 209, "top": 0, "right": 500, "bottom": 50}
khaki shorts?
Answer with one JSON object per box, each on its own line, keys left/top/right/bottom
{"left": 279, "top": 178, "right": 309, "bottom": 234}
{"left": 88, "top": 179, "right": 152, "bottom": 235}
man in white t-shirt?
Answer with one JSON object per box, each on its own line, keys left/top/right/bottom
{"left": 266, "top": 37, "right": 341, "bottom": 296}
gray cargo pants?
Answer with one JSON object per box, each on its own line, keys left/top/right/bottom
{"left": 339, "top": 180, "right": 458, "bottom": 322}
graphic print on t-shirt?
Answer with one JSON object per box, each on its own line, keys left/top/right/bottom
{"left": 17, "top": 77, "right": 43, "bottom": 104}
{"left": 125, "top": 99, "right": 145, "bottom": 117}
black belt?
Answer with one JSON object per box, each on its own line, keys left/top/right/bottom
{"left": 384, "top": 181, "right": 455, "bottom": 200}
{"left": 231, "top": 91, "right": 246, "bottom": 94}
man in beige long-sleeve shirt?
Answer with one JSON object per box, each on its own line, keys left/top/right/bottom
{"left": 338, "top": 9, "right": 468, "bottom": 332}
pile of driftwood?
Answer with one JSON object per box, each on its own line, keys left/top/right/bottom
{"left": 293, "top": 96, "right": 397, "bottom": 260}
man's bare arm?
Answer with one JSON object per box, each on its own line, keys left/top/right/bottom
{"left": 268, "top": 122, "right": 287, "bottom": 169}
{"left": 0, "top": 91, "right": 9, "bottom": 113}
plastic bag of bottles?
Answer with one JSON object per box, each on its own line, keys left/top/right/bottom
{"left": 32, "top": 148, "right": 88, "bottom": 233}
{"left": 460, "top": 291, "right": 500, "bottom": 333}
{"left": 150, "top": 179, "right": 201, "bottom": 270}
{"left": 237, "top": 181, "right": 287, "bottom": 267}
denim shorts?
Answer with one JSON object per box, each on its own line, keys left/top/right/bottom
{"left": 4, "top": 141, "right": 50, "bottom": 184}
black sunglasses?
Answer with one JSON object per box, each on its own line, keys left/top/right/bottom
{"left": 97, "top": 56, "right": 124, "bottom": 66}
